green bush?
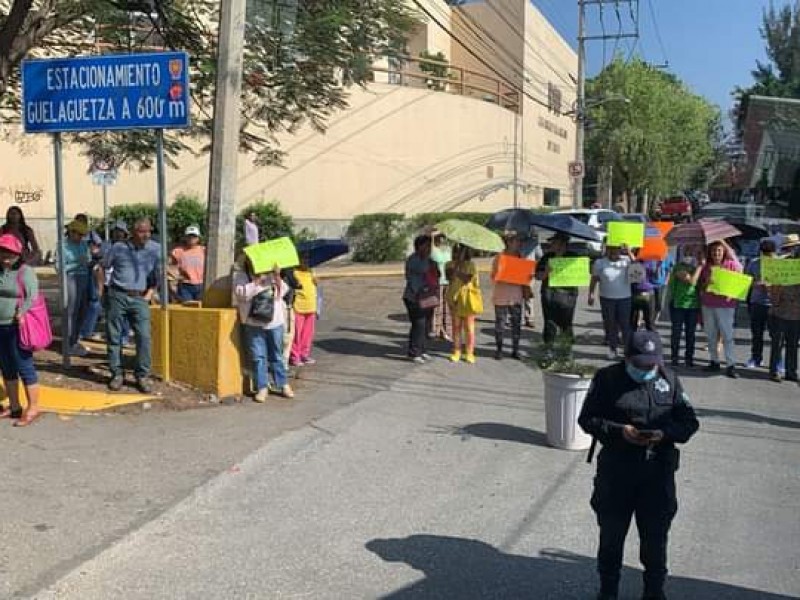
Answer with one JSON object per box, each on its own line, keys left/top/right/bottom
{"left": 167, "top": 193, "right": 207, "bottom": 243}
{"left": 235, "top": 201, "right": 296, "bottom": 251}
{"left": 409, "top": 212, "right": 492, "bottom": 231}
{"left": 346, "top": 213, "right": 410, "bottom": 263}
{"left": 107, "top": 203, "right": 159, "bottom": 236}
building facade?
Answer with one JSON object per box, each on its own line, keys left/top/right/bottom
{"left": 0, "top": 0, "right": 577, "bottom": 250}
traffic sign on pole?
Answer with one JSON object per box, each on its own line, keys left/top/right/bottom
{"left": 22, "top": 51, "right": 190, "bottom": 133}
{"left": 569, "top": 161, "right": 584, "bottom": 178}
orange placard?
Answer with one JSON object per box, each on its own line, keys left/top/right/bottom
{"left": 494, "top": 255, "right": 536, "bottom": 285}
{"left": 649, "top": 221, "right": 674, "bottom": 237}
{"left": 638, "top": 236, "right": 668, "bottom": 261}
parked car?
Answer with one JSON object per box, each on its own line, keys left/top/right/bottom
{"left": 654, "top": 195, "right": 693, "bottom": 222}
{"left": 549, "top": 208, "right": 619, "bottom": 258}
{"left": 616, "top": 213, "right": 649, "bottom": 223}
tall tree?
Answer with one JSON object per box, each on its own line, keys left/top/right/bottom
{"left": 735, "top": 1, "right": 800, "bottom": 127}
{"left": 0, "top": 0, "right": 416, "bottom": 168}
{"left": 586, "top": 58, "right": 720, "bottom": 211}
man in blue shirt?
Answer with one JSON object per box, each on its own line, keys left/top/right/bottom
{"left": 100, "top": 218, "right": 161, "bottom": 393}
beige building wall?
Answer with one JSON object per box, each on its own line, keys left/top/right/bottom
{"left": 0, "top": 0, "right": 577, "bottom": 251}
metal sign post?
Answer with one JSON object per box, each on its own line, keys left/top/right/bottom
{"left": 155, "top": 129, "right": 170, "bottom": 381}
{"left": 91, "top": 159, "right": 117, "bottom": 240}
{"left": 53, "top": 133, "right": 70, "bottom": 369}
{"left": 22, "top": 51, "right": 190, "bottom": 373}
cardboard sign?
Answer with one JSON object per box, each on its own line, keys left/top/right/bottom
{"left": 606, "top": 222, "right": 645, "bottom": 248}
{"left": 762, "top": 257, "right": 800, "bottom": 286}
{"left": 494, "top": 255, "right": 536, "bottom": 285}
{"left": 649, "top": 221, "right": 675, "bottom": 237}
{"left": 707, "top": 267, "right": 752, "bottom": 301}
{"left": 244, "top": 237, "right": 300, "bottom": 273}
{"left": 627, "top": 262, "right": 647, "bottom": 284}
{"left": 638, "top": 236, "right": 668, "bottom": 261}
{"left": 549, "top": 257, "right": 591, "bottom": 287}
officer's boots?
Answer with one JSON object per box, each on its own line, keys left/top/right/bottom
{"left": 494, "top": 334, "right": 503, "bottom": 360}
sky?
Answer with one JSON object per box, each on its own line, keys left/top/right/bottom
{"left": 531, "top": 0, "right": 779, "bottom": 118}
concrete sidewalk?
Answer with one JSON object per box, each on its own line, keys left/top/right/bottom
{"left": 34, "top": 310, "right": 800, "bottom": 599}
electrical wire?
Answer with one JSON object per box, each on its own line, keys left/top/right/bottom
{"left": 646, "top": 0, "right": 669, "bottom": 67}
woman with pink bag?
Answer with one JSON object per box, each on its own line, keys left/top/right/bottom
{"left": 0, "top": 234, "right": 42, "bottom": 427}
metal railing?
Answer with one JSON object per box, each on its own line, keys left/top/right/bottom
{"left": 372, "top": 55, "right": 522, "bottom": 114}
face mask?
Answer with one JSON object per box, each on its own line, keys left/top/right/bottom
{"left": 681, "top": 256, "right": 696, "bottom": 267}
{"left": 626, "top": 362, "right": 658, "bottom": 383}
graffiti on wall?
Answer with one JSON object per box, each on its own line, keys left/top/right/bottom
{"left": 0, "top": 184, "right": 43, "bottom": 204}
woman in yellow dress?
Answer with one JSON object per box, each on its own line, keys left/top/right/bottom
{"left": 446, "top": 244, "right": 483, "bottom": 364}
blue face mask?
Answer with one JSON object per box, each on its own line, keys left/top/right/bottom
{"left": 626, "top": 362, "right": 658, "bottom": 383}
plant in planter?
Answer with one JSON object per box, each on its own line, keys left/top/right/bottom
{"left": 532, "top": 331, "right": 596, "bottom": 451}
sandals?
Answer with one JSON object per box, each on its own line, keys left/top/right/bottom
{"left": 13, "top": 411, "right": 43, "bottom": 428}
{"left": 0, "top": 407, "right": 23, "bottom": 420}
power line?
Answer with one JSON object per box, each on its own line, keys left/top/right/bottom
{"left": 646, "top": 0, "right": 669, "bottom": 67}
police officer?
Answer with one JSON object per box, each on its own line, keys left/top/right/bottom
{"left": 578, "top": 330, "right": 699, "bottom": 600}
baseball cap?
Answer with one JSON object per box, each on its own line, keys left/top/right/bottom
{"left": 0, "top": 233, "right": 23, "bottom": 255}
{"left": 112, "top": 220, "right": 129, "bottom": 234}
{"left": 625, "top": 330, "right": 664, "bottom": 369}
{"left": 185, "top": 225, "right": 201, "bottom": 237}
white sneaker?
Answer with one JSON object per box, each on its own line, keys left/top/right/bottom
{"left": 421, "top": 353, "right": 432, "bottom": 361}
{"left": 606, "top": 348, "right": 618, "bottom": 361}
{"left": 70, "top": 344, "right": 89, "bottom": 357}
{"left": 254, "top": 388, "right": 268, "bottom": 403}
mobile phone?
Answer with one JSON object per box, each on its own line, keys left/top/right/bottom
{"left": 637, "top": 429, "right": 658, "bottom": 439}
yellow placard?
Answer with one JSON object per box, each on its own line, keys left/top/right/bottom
{"left": 762, "top": 257, "right": 800, "bottom": 286}
{"left": 707, "top": 267, "right": 752, "bottom": 301}
{"left": 606, "top": 222, "right": 645, "bottom": 248}
{"left": 549, "top": 257, "right": 591, "bottom": 287}
{"left": 243, "top": 237, "right": 300, "bottom": 273}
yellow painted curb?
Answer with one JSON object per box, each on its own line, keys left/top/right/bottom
{"left": 2, "top": 385, "right": 155, "bottom": 415}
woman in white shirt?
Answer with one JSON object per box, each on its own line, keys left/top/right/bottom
{"left": 589, "top": 245, "right": 634, "bottom": 360}
{"left": 233, "top": 258, "right": 295, "bottom": 402}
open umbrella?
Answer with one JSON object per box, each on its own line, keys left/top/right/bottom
{"left": 665, "top": 219, "right": 741, "bottom": 247}
{"left": 528, "top": 213, "right": 602, "bottom": 242}
{"left": 296, "top": 239, "right": 349, "bottom": 267}
{"left": 485, "top": 208, "right": 539, "bottom": 235}
{"left": 435, "top": 219, "right": 505, "bottom": 253}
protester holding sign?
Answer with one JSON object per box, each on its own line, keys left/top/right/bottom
{"left": 590, "top": 245, "right": 633, "bottom": 360}
{"left": 698, "top": 241, "right": 743, "bottom": 378}
{"left": 491, "top": 235, "right": 526, "bottom": 360}
{"left": 745, "top": 239, "right": 779, "bottom": 369}
{"left": 233, "top": 257, "right": 295, "bottom": 401}
{"left": 668, "top": 246, "right": 704, "bottom": 367}
{"left": 536, "top": 233, "right": 579, "bottom": 347}
{"left": 768, "top": 256, "right": 800, "bottom": 383}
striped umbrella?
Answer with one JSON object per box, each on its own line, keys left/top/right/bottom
{"left": 665, "top": 219, "right": 742, "bottom": 247}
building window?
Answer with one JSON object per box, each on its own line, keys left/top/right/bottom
{"left": 544, "top": 187, "right": 560, "bottom": 207}
{"left": 548, "top": 83, "right": 562, "bottom": 116}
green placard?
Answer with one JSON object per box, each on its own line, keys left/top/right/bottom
{"left": 762, "top": 257, "right": 800, "bottom": 286}
{"left": 549, "top": 256, "right": 591, "bottom": 287}
{"left": 606, "top": 222, "right": 645, "bottom": 248}
{"left": 244, "top": 237, "right": 300, "bottom": 273}
{"left": 707, "top": 267, "right": 752, "bottom": 301}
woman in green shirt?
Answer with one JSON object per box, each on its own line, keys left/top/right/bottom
{"left": 669, "top": 246, "right": 704, "bottom": 367}
{"left": 0, "top": 233, "right": 42, "bottom": 427}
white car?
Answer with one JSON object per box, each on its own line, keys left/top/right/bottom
{"left": 550, "top": 208, "right": 619, "bottom": 257}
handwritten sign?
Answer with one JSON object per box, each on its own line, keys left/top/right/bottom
{"left": 244, "top": 237, "right": 299, "bottom": 273}
{"left": 708, "top": 267, "right": 752, "bottom": 301}
{"left": 638, "top": 235, "right": 668, "bottom": 261}
{"left": 549, "top": 257, "right": 591, "bottom": 288}
{"left": 494, "top": 255, "right": 536, "bottom": 286}
{"left": 627, "top": 262, "right": 647, "bottom": 284}
{"left": 606, "top": 222, "right": 645, "bottom": 248}
{"left": 762, "top": 257, "right": 800, "bottom": 286}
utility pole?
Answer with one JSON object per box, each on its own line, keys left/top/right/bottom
{"left": 573, "top": 0, "right": 586, "bottom": 209}
{"left": 513, "top": 109, "right": 520, "bottom": 208}
{"left": 204, "top": 0, "right": 247, "bottom": 297}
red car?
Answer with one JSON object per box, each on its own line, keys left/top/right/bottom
{"left": 655, "top": 196, "right": 693, "bottom": 222}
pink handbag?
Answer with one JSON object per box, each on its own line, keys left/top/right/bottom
{"left": 16, "top": 267, "right": 53, "bottom": 352}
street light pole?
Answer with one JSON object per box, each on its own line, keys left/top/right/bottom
{"left": 513, "top": 109, "right": 519, "bottom": 208}
{"left": 204, "top": 0, "right": 247, "bottom": 298}
{"left": 573, "top": 0, "right": 586, "bottom": 209}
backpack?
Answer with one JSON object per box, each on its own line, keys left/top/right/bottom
{"left": 16, "top": 266, "right": 53, "bottom": 351}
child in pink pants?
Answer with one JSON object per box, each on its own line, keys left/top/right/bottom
{"left": 290, "top": 259, "right": 318, "bottom": 366}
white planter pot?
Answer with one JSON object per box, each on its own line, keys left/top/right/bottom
{"left": 543, "top": 371, "right": 593, "bottom": 451}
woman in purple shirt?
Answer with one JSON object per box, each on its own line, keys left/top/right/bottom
{"left": 698, "top": 240, "right": 742, "bottom": 378}
{"left": 630, "top": 259, "right": 659, "bottom": 332}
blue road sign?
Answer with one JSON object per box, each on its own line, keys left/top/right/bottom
{"left": 22, "top": 52, "right": 190, "bottom": 133}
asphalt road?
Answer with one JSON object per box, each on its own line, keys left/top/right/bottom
{"left": 2, "top": 276, "right": 799, "bottom": 599}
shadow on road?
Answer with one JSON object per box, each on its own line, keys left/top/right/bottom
{"left": 437, "top": 422, "right": 549, "bottom": 448}
{"left": 696, "top": 407, "right": 800, "bottom": 430}
{"left": 316, "top": 338, "right": 408, "bottom": 361}
{"left": 366, "top": 535, "right": 796, "bottom": 600}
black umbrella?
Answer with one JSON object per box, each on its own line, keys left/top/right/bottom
{"left": 485, "top": 208, "right": 539, "bottom": 235}
{"left": 296, "top": 239, "right": 350, "bottom": 267}
{"left": 528, "top": 213, "right": 602, "bottom": 242}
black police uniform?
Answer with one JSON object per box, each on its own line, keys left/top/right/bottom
{"left": 578, "top": 361, "right": 699, "bottom": 599}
